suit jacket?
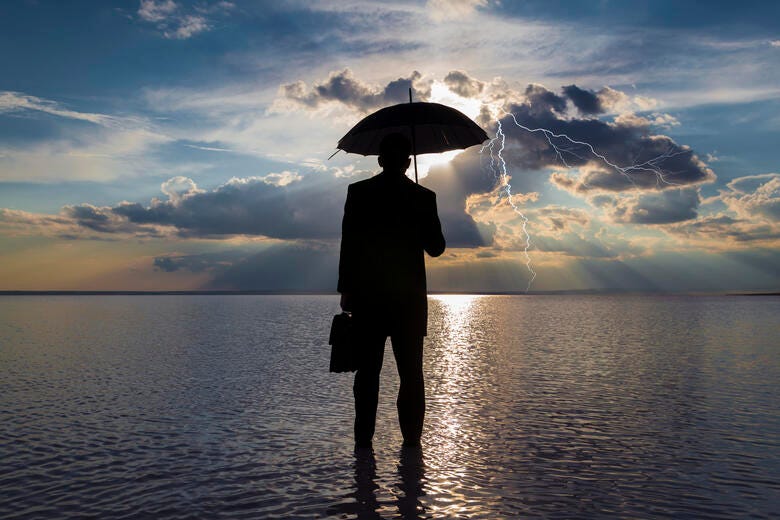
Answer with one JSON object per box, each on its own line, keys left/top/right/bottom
{"left": 337, "top": 171, "right": 445, "bottom": 337}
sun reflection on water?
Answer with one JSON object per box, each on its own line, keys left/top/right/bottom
{"left": 424, "top": 294, "right": 493, "bottom": 518}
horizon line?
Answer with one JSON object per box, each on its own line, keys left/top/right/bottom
{"left": 0, "top": 290, "right": 778, "bottom": 297}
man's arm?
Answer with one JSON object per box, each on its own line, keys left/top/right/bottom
{"left": 423, "top": 191, "right": 446, "bottom": 258}
{"left": 337, "top": 185, "right": 356, "bottom": 311}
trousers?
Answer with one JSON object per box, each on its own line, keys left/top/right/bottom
{"left": 353, "top": 334, "right": 425, "bottom": 445}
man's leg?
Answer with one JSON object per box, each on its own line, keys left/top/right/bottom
{"left": 391, "top": 334, "right": 425, "bottom": 445}
{"left": 353, "top": 335, "right": 386, "bottom": 447}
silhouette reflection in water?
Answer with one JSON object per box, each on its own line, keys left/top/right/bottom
{"left": 347, "top": 446, "right": 428, "bottom": 520}
{"left": 352, "top": 448, "right": 381, "bottom": 519}
{"left": 395, "top": 446, "right": 427, "bottom": 519}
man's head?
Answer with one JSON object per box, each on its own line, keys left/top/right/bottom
{"left": 378, "top": 133, "right": 412, "bottom": 174}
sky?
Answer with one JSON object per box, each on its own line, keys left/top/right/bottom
{"left": 0, "top": 0, "right": 778, "bottom": 293}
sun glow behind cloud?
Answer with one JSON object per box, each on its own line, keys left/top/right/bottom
{"left": 412, "top": 81, "right": 484, "bottom": 178}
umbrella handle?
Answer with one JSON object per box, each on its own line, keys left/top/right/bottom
{"left": 409, "top": 88, "right": 418, "bottom": 184}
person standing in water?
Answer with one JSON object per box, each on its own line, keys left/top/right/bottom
{"left": 338, "top": 133, "right": 446, "bottom": 449}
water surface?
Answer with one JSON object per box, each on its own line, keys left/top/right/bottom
{"left": 1, "top": 295, "right": 778, "bottom": 518}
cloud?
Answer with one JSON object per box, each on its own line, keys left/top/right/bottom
{"left": 444, "top": 70, "right": 485, "bottom": 98}
{"left": 720, "top": 173, "right": 780, "bottom": 221}
{"left": 272, "top": 71, "right": 714, "bottom": 238}
{"left": 661, "top": 174, "right": 780, "bottom": 246}
{"left": 0, "top": 90, "right": 171, "bottom": 182}
{"left": 205, "top": 242, "right": 339, "bottom": 292}
{"left": 260, "top": 171, "right": 303, "bottom": 187}
{"left": 0, "top": 206, "right": 160, "bottom": 240}
{"left": 0, "top": 91, "right": 117, "bottom": 125}
{"left": 153, "top": 256, "right": 180, "bottom": 272}
{"left": 1, "top": 152, "right": 500, "bottom": 248}
{"left": 771, "top": 40, "right": 780, "bottom": 47}
{"left": 161, "top": 176, "right": 203, "bottom": 202}
{"left": 494, "top": 84, "right": 714, "bottom": 194}
{"left": 138, "top": 0, "right": 177, "bottom": 22}
{"left": 153, "top": 250, "right": 239, "bottom": 273}
{"left": 465, "top": 199, "right": 645, "bottom": 259}
{"left": 0, "top": 125, "right": 171, "bottom": 182}
{"left": 137, "top": 0, "right": 230, "bottom": 39}
{"left": 561, "top": 86, "right": 674, "bottom": 123}
{"left": 1, "top": 171, "right": 346, "bottom": 240}
{"left": 613, "top": 111, "right": 679, "bottom": 129}
{"left": 63, "top": 204, "right": 164, "bottom": 236}
{"left": 533, "top": 205, "right": 590, "bottom": 232}
{"left": 597, "top": 188, "right": 702, "bottom": 224}
{"left": 562, "top": 84, "right": 604, "bottom": 114}
{"left": 522, "top": 83, "right": 567, "bottom": 115}
{"left": 426, "top": 0, "right": 487, "bottom": 20}
{"left": 106, "top": 175, "right": 344, "bottom": 239}
{"left": 58, "top": 152, "right": 499, "bottom": 248}
{"left": 276, "top": 69, "right": 431, "bottom": 113}
{"left": 421, "top": 149, "right": 498, "bottom": 247}
{"left": 165, "top": 14, "right": 209, "bottom": 39}
{"left": 0, "top": 208, "right": 73, "bottom": 236}
{"left": 667, "top": 214, "right": 780, "bottom": 245}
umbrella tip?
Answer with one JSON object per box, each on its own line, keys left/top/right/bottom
{"left": 328, "top": 149, "right": 341, "bottom": 160}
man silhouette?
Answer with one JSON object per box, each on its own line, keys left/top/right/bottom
{"left": 338, "top": 133, "right": 446, "bottom": 449}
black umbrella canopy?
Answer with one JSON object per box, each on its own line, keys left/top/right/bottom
{"left": 337, "top": 102, "right": 489, "bottom": 156}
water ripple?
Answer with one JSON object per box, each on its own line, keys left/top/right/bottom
{"left": 1, "top": 294, "right": 779, "bottom": 518}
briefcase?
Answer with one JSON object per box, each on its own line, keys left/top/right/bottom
{"left": 329, "top": 312, "right": 359, "bottom": 373}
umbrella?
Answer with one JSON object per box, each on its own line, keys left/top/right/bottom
{"left": 334, "top": 88, "right": 488, "bottom": 183}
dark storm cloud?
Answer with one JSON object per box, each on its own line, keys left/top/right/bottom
{"left": 561, "top": 84, "right": 604, "bottom": 114}
{"left": 613, "top": 188, "right": 702, "bottom": 224}
{"left": 153, "top": 250, "right": 249, "bottom": 273}
{"left": 62, "top": 203, "right": 162, "bottom": 236}
{"left": 444, "top": 70, "right": 485, "bottom": 98}
{"left": 62, "top": 204, "right": 110, "bottom": 230}
{"left": 104, "top": 174, "right": 353, "bottom": 239}
{"left": 205, "top": 242, "right": 339, "bottom": 292}
{"left": 61, "top": 161, "right": 498, "bottom": 248}
{"left": 422, "top": 149, "right": 498, "bottom": 247}
{"left": 496, "top": 84, "right": 714, "bottom": 192}
{"left": 59, "top": 155, "right": 497, "bottom": 248}
{"left": 522, "top": 84, "right": 567, "bottom": 115}
{"left": 280, "top": 69, "right": 431, "bottom": 113}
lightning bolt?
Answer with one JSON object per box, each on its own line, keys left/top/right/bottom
{"left": 480, "top": 109, "right": 694, "bottom": 292}
{"left": 500, "top": 112, "right": 691, "bottom": 189}
{"left": 481, "top": 118, "right": 536, "bottom": 292}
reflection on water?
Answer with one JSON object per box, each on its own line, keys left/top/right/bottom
{"left": 1, "top": 295, "right": 779, "bottom": 518}
{"left": 337, "top": 446, "right": 428, "bottom": 520}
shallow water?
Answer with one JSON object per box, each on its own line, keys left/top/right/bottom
{"left": 1, "top": 294, "right": 779, "bottom": 518}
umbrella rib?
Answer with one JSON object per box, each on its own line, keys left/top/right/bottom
{"left": 440, "top": 127, "right": 450, "bottom": 147}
